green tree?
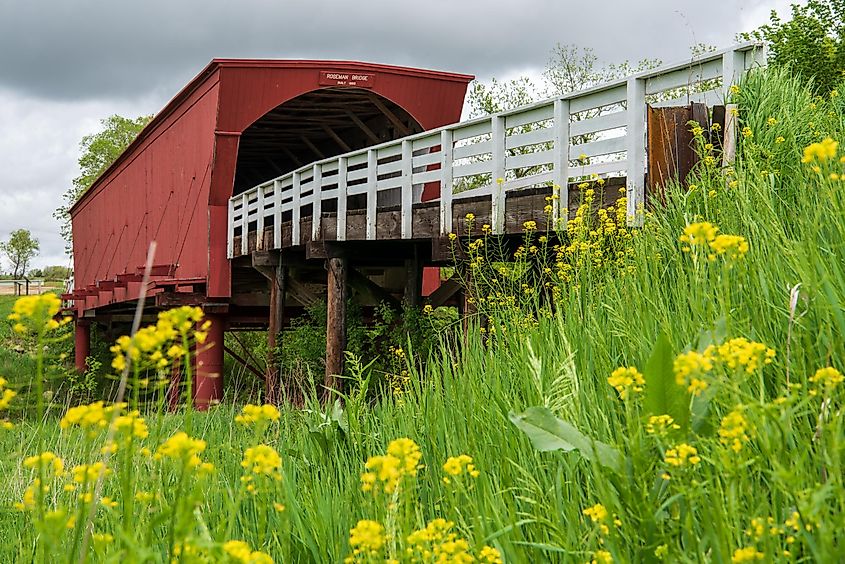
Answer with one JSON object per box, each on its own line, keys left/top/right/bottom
{"left": 1, "top": 229, "right": 40, "bottom": 279}
{"left": 53, "top": 114, "right": 153, "bottom": 254}
{"left": 746, "top": 0, "right": 845, "bottom": 95}
{"left": 40, "top": 265, "right": 72, "bottom": 281}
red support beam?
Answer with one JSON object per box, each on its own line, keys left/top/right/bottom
{"left": 74, "top": 321, "right": 91, "bottom": 373}
{"left": 194, "top": 313, "right": 225, "bottom": 410}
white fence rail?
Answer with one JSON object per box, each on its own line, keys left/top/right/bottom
{"left": 228, "top": 42, "right": 764, "bottom": 257}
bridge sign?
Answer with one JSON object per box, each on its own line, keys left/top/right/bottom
{"left": 319, "top": 70, "right": 375, "bottom": 88}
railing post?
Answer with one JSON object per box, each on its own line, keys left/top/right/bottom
{"left": 256, "top": 185, "right": 265, "bottom": 249}
{"left": 273, "top": 179, "right": 282, "bottom": 248}
{"left": 241, "top": 193, "right": 249, "bottom": 255}
{"left": 312, "top": 163, "right": 322, "bottom": 240}
{"left": 401, "top": 140, "right": 413, "bottom": 239}
{"left": 292, "top": 171, "right": 301, "bottom": 245}
{"left": 227, "top": 198, "right": 235, "bottom": 258}
{"left": 491, "top": 115, "right": 506, "bottom": 234}
{"left": 366, "top": 150, "right": 377, "bottom": 240}
{"left": 337, "top": 157, "right": 347, "bottom": 241}
{"left": 439, "top": 129, "right": 453, "bottom": 236}
{"left": 722, "top": 48, "right": 746, "bottom": 99}
{"left": 625, "top": 77, "right": 646, "bottom": 226}
{"left": 552, "top": 99, "right": 570, "bottom": 229}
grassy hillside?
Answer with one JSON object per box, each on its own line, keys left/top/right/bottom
{"left": 2, "top": 67, "right": 844, "bottom": 562}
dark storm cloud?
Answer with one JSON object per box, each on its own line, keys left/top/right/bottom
{"left": 1, "top": 0, "right": 780, "bottom": 101}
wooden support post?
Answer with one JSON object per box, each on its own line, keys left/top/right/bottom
{"left": 404, "top": 247, "right": 423, "bottom": 308}
{"left": 267, "top": 263, "right": 286, "bottom": 404}
{"left": 324, "top": 252, "right": 347, "bottom": 400}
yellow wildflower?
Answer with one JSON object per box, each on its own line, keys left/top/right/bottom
{"left": 731, "top": 547, "right": 764, "bottom": 562}
{"left": 345, "top": 520, "right": 385, "bottom": 562}
{"left": 646, "top": 415, "right": 680, "bottom": 436}
{"left": 718, "top": 407, "right": 751, "bottom": 453}
{"left": 583, "top": 503, "right": 610, "bottom": 534}
{"left": 241, "top": 444, "right": 282, "bottom": 480}
{"left": 802, "top": 137, "right": 838, "bottom": 163}
{"left": 23, "top": 451, "right": 64, "bottom": 477}
{"left": 154, "top": 432, "right": 206, "bottom": 468}
{"left": 72, "top": 462, "right": 111, "bottom": 484}
{"left": 7, "top": 293, "right": 63, "bottom": 335}
{"left": 716, "top": 338, "right": 775, "bottom": 374}
{"left": 679, "top": 222, "right": 718, "bottom": 250}
{"left": 673, "top": 350, "right": 714, "bottom": 395}
{"left": 234, "top": 404, "right": 280, "bottom": 427}
{"left": 709, "top": 234, "right": 749, "bottom": 260}
{"left": 442, "top": 454, "right": 479, "bottom": 483}
{"left": 223, "top": 540, "right": 274, "bottom": 564}
{"left": 809, "top": 366, "right": 844, "bottom": 392}
{"left": 479, "top": 546, "right": 503, "bottom": 564}
{"left": 360, "top": 438, "right": 421, "bottom": 494}
{"left": 664, "top": 443, "right": 701, "bottom": 467}
{"left": 607, "top": 366, "right": 645, "bottom": 400}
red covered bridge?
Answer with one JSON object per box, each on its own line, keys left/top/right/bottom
{"left": 68, "top": 59, "right": 473, "bottom": 405}
{"left": 67, "top": 44, "right": 764, "bottom": 407}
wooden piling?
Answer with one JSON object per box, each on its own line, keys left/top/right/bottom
{"left": 324, "top": 253, "right": 347, "bottom": 400}
{"left": 267, "top": 263, "right": 286, "bottom": 404}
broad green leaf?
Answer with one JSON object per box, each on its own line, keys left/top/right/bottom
{"left": 643, "top": 332, "right": 690, "bottom": 431}
{"left": 509, "top": 406, "right": 622, "bottom": 473}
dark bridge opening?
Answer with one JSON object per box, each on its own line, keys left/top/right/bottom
{"left": 233, "top": 88, "right": 424, "bottom": 195}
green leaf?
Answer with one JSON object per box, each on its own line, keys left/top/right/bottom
{"left": 643, "top": 332, "right": 690, "bottom": 432}
{"left": 509, "top": 406, "right": 622, "bottom": 473}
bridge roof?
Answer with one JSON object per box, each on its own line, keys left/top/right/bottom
{"left": 71, "top": 59, "right": 473, "bottom": 216}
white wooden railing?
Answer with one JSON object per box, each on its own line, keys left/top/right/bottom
{"left": 228, "top": 42, "right": 764, "bottom": 257}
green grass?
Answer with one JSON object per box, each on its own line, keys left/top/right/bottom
{"left": 2, "top": 67, "right": 845, "bottom": 562}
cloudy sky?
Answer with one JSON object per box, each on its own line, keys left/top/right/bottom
{"left": 0, "top": 0, "right": 794, "bottom": 271}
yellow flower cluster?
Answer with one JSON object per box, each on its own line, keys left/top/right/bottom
{"left": 155, "top": 432, "right": 208, "bottom": 469}
{"left": 809, "top": 366, "right": 844, "bottom": 393}
{"left": 235, "top": 404, "right": 281, "bottom": 427}
{"left": 709, "top": 234, "right": 749, "bottom": 260}
{"left": 673, "top": 350, "right": 715, "bottom": 396}
{"left": 406, "top": 518, "right": 477, "bottom": 563}
{"left": 24, "top": 451, "right": 65, "bottom": 477}
{"left": 7, "top": 293, "right": 67, "bottom": 335}
{"left": 679, "top": 222, "right": 718, "bottom": 248}
{"left": 241, "top": 444, "right": 282, "bottom": 481}
{"left": 645, "top": 415, "right": 680, "bottom": 436}
{"left": 680, "top": 222, "right": 749, "bottom": 261}
{"left": 0, "top": 377, "right": 15, "bottom": 429}
{"left": 442, "top": 454, "right": 479, "bottom": 484}
{"left": 114, "top": 410, "right": 149, "bottom": 440}
{"left": 555, "top": 185, "right": 634, "bottom": 283}
{"left": 345, "top": 520, "right": 386, "bottom": 563}
{"left": 110, "top": 306, "right": 206, "bottom": 372}
{"left": 360, "top": 437, "right": 422, "bottom": 495}
{"left": 664, "top": 443, "right": 701, "bottom": 467}
{"left": 801, "top": 137, "right": 838, "bottom": 163}
{"left": 71, "top": 462, "right": 110, "bottom": 484}
{"left": 731, "top": 546, "right": 764, "bottom": 562}
{"left": 715, "top": 338, "right": 775, "bottom": 374}
{"left": 15, "top": 478, "right": 49, "bottom": 511}
{"left": 607, "top": 366, "right": 645, "bottom": 400}
{"left": 718, "top": 407, "right": 751, "bottom": 453}
{"left": 591, "top": 550, "right": 614, "bottom": 564}
{"left": 60, "top": 401, "right": 124, "bottom": 437}
{"left": 223, "top": 540, "right": 274, "bottom": 564}
{"left": 583, "top": 503, "right": 610, "bottom": 534}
